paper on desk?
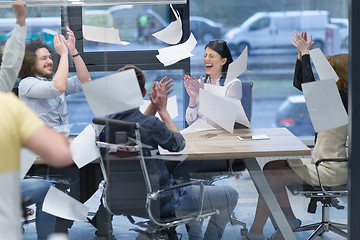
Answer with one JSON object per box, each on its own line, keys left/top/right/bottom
{"left": 156, "top": 33, "right": 197, "bottom": 66}
{"left": 139, "top": 95, "right": 178, "bottom": 119}
{"left": 70, "top": 124, "right": 100, "bottom": 169}
{"left": 302, "top": 79, "right": 348, "bottom": 132}
{"left": 19, "top": 148, "right": 37, "bottom": 179}
{"left": 225, "top": 46, "right": 248, "bottom": 84}
{"left": 43, "top": 186, "right": 89, "bottom": 221}
{"left": 309, "top": 48, "right": 338, "bottom": 81}
{"left": 83, "top": 69, "right": 143, "bottom": 117}
{"left": 152, "top": 4, "right": 182, "bottom": 44}
{"left": 82, "top": 25, "right": 129, "bottom": 45}
{"left": 198, "top": 89, "right": 238, "bottom": 133}
{"left": 180, "top": 117, "right": 217, "bottom": 134}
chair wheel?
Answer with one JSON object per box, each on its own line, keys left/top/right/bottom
{"left": 241, "top": 228, "right": 248, "bottom": 236}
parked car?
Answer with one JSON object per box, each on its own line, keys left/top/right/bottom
{"left": 225, "top": 10, "right": 330, "bottom": 54}
{"left": 190, "top": 16, "right": 222, "bottom": 43}
{"left": 330, "top": 17, "right": 348, "bottom": 49}
{"left": 108, "top": 5, "right": 167, "bottom": 43}
{"left": 274, "top": 95, "right": 315, "bottom": 136}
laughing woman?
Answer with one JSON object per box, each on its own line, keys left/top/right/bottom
{"left": 184, "top": 39, "right": 242, "bottom": 126}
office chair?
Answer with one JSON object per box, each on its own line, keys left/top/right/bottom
{"left": 92, "top": 117, "right": 218, "bottom": 240}
{"left": 287, "top": 158, "right": 348, "bottom": 240}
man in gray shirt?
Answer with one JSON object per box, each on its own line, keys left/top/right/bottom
{"left": 18, "top": 27, "right": 91, "bottom": 235}
{"left": 19, "top": 28, "right": 91, "bottom": 133}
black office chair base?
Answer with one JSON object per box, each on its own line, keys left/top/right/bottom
{"left": 131, "top": 224, "right": 180, "bottom": 240}
{"left": 294, "top": 204, "right": 347, "bottom": 239}
{"left": 295, "top": 221, "right": 347, "bottom": 240}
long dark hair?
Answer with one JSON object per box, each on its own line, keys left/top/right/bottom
{"left": 205, "top": 40, "right": 233, "bottom": 86}
{"left": 19, "top": 38, "right": 58, "bottom": 79}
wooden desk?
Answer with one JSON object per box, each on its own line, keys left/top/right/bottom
{"left": 161, "top": 127, "right": 311, "bottom": 240}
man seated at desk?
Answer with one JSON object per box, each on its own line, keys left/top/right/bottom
{"left": 92, "top": 64, "right": 239, "bottom": 240}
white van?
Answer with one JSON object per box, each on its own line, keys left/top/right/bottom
{"left": 225, "top": 10, "right": 330, "bottom": 54}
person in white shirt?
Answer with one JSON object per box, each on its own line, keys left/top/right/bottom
{"left": 184, "top": 39, "right": 242, "bottom": 126}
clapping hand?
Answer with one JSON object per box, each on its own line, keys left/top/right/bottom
{"left": 291, "top": 31, "right": 314, "bottom": 59}
{"left": 184, "top": 75, "right": 204, "bottom": 101}
{"left": 54, "top": 34, "right": 68, "bottom": 57}
{"left": 149, "top": 82, "right": 167, "bottom": 112}
{"left": 64, "top": 26, "right": 77, "bottom": 55}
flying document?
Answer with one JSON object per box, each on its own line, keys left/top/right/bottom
{"left": 43, "top": 186, "right": 89, "bottom": 221}
{"left": 198, "top": 89, "right": 238, "bottom": 133}
{"left": 309, "top": 48, "right": 338, "bottom": 81}
{"left": 70, "top": 124, "right": 100, "bottom": 169}
{"left": 156, "top": 33, "right": 197, "bottom": 66}
{"left": 82, "top": 69, "right": 143, "bottom": 117}
{"left": 152, "top": 4, "right": 183, "bottom": 44}
{"left": 225, "top": 46, "right": 248, "bottom": 84}
{"left": 83, "top": 25, "right": 129, "bottom": 45}
{"left": 302, "top": 79, "right": 348, "bottom": 132}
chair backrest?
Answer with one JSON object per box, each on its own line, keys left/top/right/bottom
{"left": 93, "top": 118, "right": 149, "bottom": 218}
{"left": 241, "top": 81, "right": 253, "bottom": 122}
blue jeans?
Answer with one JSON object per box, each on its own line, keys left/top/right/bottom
{"left": 21, "top": 179, "right": 56, "bottom": 240}
{"left": 164, "top": 184, "right": 238, "bottom": 240}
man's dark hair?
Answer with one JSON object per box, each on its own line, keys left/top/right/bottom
{"left": 117, "top": 64, "right": 146, "bottom": 93}
{"left": 19, "top": 38, "right": 57, "bottom": 79}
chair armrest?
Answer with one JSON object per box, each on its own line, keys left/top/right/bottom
{"left": 315, "top": 158, "right": 348, "bottom": 167}
{"left": 315, "top": 158, "right": 348, "bottom": 194}
{"left": 150, "top": 180, "right": 205, "bottom": 200}
{"left": 96, "top": 141, "right": 140, "bottom": 152}
{"left": 147, "top": 180, "right": 218, "bottom": 228}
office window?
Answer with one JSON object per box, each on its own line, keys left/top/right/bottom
{"left": 82, "top": 4, "right": 170, "bottom": 52}
{"left": 0, "top": 7, "right": 61, "bottom": 54}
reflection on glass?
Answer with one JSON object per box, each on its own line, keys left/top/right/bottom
{"left": 82, "top": 4, "right": 170, "bottom": 52}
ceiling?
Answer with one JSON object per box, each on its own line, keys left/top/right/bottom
{"left": 0, "top": 0, "right": 186, "bottom": 8}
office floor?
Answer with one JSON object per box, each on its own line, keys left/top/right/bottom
{"left": 23, "top": 170, "right": 348, "bottom": 240}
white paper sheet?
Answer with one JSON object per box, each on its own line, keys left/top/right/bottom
{"left": 139, "top": 95, "right": 178, "bottom": 119}
{"left": 152, "top": 4, "right": 182, "bottom": 44}
{"left": 180, "top": 117, "right": 217, "bottom": 134}
{"left": 225, "top": 46, "right": 248, "bottom": 84}
{"left": 43, "top": 186, "right": 89, "bottom": 221}
{"left": 198, "top": 89, "right": 238, "bottom": 133}
{"left": 309, "top": 48, "right": 339, "bottom": 81}
{"left": 82, "top": 25, "right": 129, "bottom": 45}
{"left": 156, "top": 33, "right": 197, "bottom": 66}
{"left": 226, "top": 97, "right": 252, "bottom": 128}
{"left": 70, "top": 124, "right": 100, "bottom": 169}
{"left": 302, "top": 79, "right": 348, "bottom": 132}
{"left": 82, "top": 69, "right": 143, "bottom": 117}
{"left": 204, "top": 84, "right": 226, "bottom": 96}
{"left": 19, "top": 148, "right": 37, "bottom": 179}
